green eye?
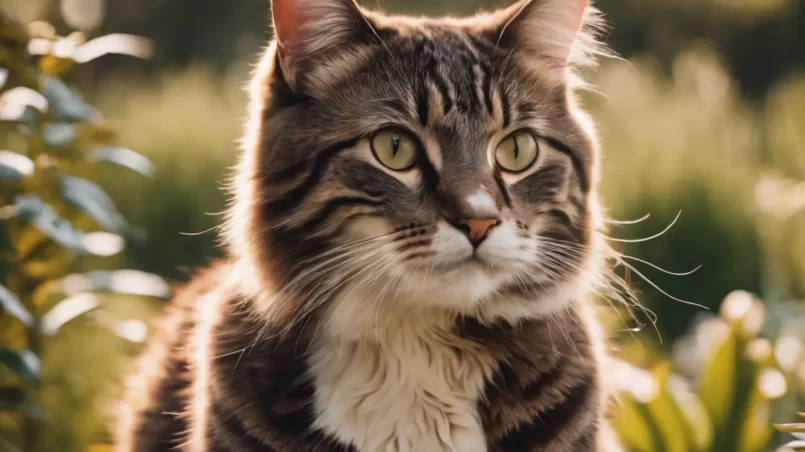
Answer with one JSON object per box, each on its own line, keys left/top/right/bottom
{"left": 371, "top": 128, "right": 419, "bottom": 171}
{"left": 495, "top": 131, "right": 539, "bottom": 173}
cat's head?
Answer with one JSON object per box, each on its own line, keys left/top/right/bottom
{"left": 227, "top": 0, "right": 607, "bottom": 326}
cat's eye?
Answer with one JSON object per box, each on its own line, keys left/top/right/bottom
{"left": 371, "top": 128, "right": 419, "bottom": 171}
{"left": 495, "top": 131, "right": 539, "bottom": 173}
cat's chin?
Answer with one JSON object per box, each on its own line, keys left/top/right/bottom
{"left": 389, "top": 261, "right": 512, "bottom": 311}
{"left": 427, "top": 256, "right": 505, "bottom": 273}
{"left": 324, "top": 266, "right": 586, "bottom": 341}
{"left": 400, "top": 255, "right": 590, "bottom": 318}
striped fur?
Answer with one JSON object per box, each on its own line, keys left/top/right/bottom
{"left": 116, "top": 1, "right": 623, "bottom": 451}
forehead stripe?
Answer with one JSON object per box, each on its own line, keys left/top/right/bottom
{"left": 292, "top": 195, "right": 384, "bottom": 237}
{"left": 415, "top": 147, "right": 441, "bottom": 193}
{"left": 493, "top": 169, "right": 513, "bottom": 207}
{"left": 416, "top": 78, "right": 430, "bottom": 126}
{"left": 540, "top": 135, "right": 589, "bottom": 193}
{"left": 428, "top": 65, "right": 454, "bottom": 114}
{"left": 479, "top": 63, "right": 494, "bottom": 116}
{"left": 467, "top": 33, "right": 502, "bottom": 56}
{"left": 499, "top": 85, "right": 512, "bottom": 129}
{"left": 266, "top": 138, "right": 359, "bottom": 215}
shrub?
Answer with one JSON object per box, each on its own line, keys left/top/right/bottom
{"left": 0, "top": 14, "right": 168, "bottom": 451}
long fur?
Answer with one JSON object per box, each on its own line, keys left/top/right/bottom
{"left": 115, "top": 1, "right": 624, "bottom": 451}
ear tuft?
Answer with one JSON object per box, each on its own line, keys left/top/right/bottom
{"left": 500, "top": 0, "right": 607, "bottom": 75}
{"left": 271, "top": 0, "right": 368, "bottom": 90}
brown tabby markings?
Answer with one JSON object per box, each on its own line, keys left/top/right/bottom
{"left": 116, "top": 0, "right": 624, "bottom": 450}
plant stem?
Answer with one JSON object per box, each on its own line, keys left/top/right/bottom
{"left": 21, "top": 296, "right": 42, "bottom": 452}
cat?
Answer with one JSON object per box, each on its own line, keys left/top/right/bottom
{"left": 114, "top": 0, "right": 624, "bottom": 450}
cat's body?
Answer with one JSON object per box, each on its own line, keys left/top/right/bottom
{"left": 116, "top": 0, "right": 624, "bottom": 450}
{"left": 117, "top": 262, "right": 618, "bottom": 452}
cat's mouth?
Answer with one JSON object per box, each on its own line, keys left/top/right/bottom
{"left": 430, "top": 254, "right": 507, "bottom": 273}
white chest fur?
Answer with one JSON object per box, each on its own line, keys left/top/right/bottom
{"left": 309, "top": 307, "right": 498, "bottom": 452}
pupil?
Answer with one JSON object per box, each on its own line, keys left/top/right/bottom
{"left": 391, "top": 135, "right": 400, "bottom": 157}
{"left": 512, "top": 136, "right": 520, "bottom": 160}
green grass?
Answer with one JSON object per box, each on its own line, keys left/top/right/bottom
{"left": 92, "top": 67, "right": 246, "bottom": 282}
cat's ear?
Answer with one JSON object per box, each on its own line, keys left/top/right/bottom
{"left": 271, "top": 0, "right": 369, "bottom": 90}
{"left": 498, "top": 0, "right": 591, "bottom": 70}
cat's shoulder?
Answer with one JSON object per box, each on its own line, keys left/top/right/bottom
{"left": 114, "top": 261, "right": 232, "bottom": 451}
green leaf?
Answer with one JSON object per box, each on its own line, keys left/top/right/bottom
{"left": 645, "top": 363, "right": 688, "bottom": 452}
{"left": 61, "top": 176, "right": 129, "bottom": 235}
{"left": 0, "top": 284, "right": 34, "bottom": 326}
{"left": 783, "top": 440, "right": 805, "bottom": 449}
{"left": 0, "top": 349, "right": 40, "bottom": 382}
{"left": 61, "top": 270, "right": 171, "bottom": 299}
{"left": 40, "top": 293, "right": 99, "bottom": 335}
{"left": 646, "top": 363, "right": 711, "bottom": 452}
{"left": 22, "top": 403, "right": 48, "bottom": 422}
{"left": 14, "top": 194, "right": 87, "bottom": 253}
{"left": 737, "top": 399, "right": 772, "bottom": 452}
{"left": 90, "top": 147, "right": 154, "bottom": 177}
{"left": 111, "top": 319, "right": 148, "bottom": 343}
{"left": 612, "top": 395, "right": 664, "bottom": 452}
{"left": 698, "top": 325, "right": 738, "bottom": 434}
{"left": 42, "top": 123, "right": 77, "bottom": 146}
{"left": 609, "top": 360, "right": 665, "bottom": 452}
{"left": 776, "top": 423, "right": 805, "bottom": 433}
{"left": 2, "top": 105, "right": 40, "bottom": 129}
{"left": 0, "top": 386, "right": 25, "bottom": 409}
{"left": 0, "top": 150, "right": 33, "bottom": 181}
{"left": 73, "top": 34, "right": 153, "bottom": 63}
{"left": 41, "top": 76, "right": 97, "bottom": 121}
{"left": 0, "top": 436, "right": 22, "bottom": 452}
{"left": 0, "top": 87, "right": 47, "bottom": 122}
{"left": 665, "top": 375, "right": 712, "bottom": 451}
{"left": 82, "top": 231, "right": 125, "bottom": 256}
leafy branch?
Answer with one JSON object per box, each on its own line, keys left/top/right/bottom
{"left": 0, "top": 14, "right": 168, "bottom": 451}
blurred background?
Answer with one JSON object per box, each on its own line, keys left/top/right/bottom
{"left": 1, "top": 0, "right": 804, "bottom": 451}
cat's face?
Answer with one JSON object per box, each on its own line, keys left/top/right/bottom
{"left": 230, "top": 0, "right": 604, "bottom": 321}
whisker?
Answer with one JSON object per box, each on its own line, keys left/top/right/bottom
{"left": 336, "top": 255, "right": 398, "bottom": 344}
{"left": 526, "top": 239, "right": 663, "bottom": 341}
{"left": 607, "top": 210, "right": 681, "bottom": 244}
{"left": 258, "top": 242, "right": 394, "bottom": 345}
{"left": 621, "top": 255, "right": 702, "bottom": 277}
{"left": 617, "top": 260, "right": 708, "bottom": 310}
{"left": 180, "top": 225, "right": 222, "bottom": 237}
{"left": 605, "top": 212, "right": 651, "bottom": 225}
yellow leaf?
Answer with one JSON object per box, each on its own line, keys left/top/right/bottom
{"left": 31, "top": 280, "right": 59, "bottom": 307}
{"left": 738, "top": 365, "right": 778, "bottom": 452}
{"left": 611, "top": 394, "right": 663, "bottom": 452}
{"left": 666, "top": 373, "right": 713, "bottom": 451}
{"left": 87, "top": 444, "right": 113, "bottom": 452}
{"left": 12, "top": 223, "right": 49, "bottom": 259}
{"left": 645, "top": 361, "right": 711, "bottom": 452}
{"left": 39, "top": 55, "right": 75, "bottom": 75}
{"left": 77, "top": 122, "right": 119, "bottom": 146}
{"left": 699, "top": 323, "right": 738, "bottom": 432}
{"left": 775, "top": 423, "right": 805, "bottom": 433}
{"left": 739, "top": 401, "right": 772, "bottom": 452}
{"left": 22, "top": 252, "right": 76, "bottom": 280}
{"left": 0, "top": 19, "right": 30, "bottom": 45}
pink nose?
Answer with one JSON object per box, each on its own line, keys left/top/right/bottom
{"left": 455, "top": 218, "right": 500, "bottom": 246}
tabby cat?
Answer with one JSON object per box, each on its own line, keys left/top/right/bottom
{"left": 115, "top": 0, "right": 624, "bottom": 450}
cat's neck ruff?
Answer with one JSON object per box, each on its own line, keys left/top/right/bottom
{"left": 308, "top": 273, "right": 595, "bottom": 452}
{"left": 322, "top": 275, "right": 591, "bottom": 343}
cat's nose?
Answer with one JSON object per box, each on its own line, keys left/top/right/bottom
{"left": 452, "top": 218, "right": 500, "bottom": 246}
